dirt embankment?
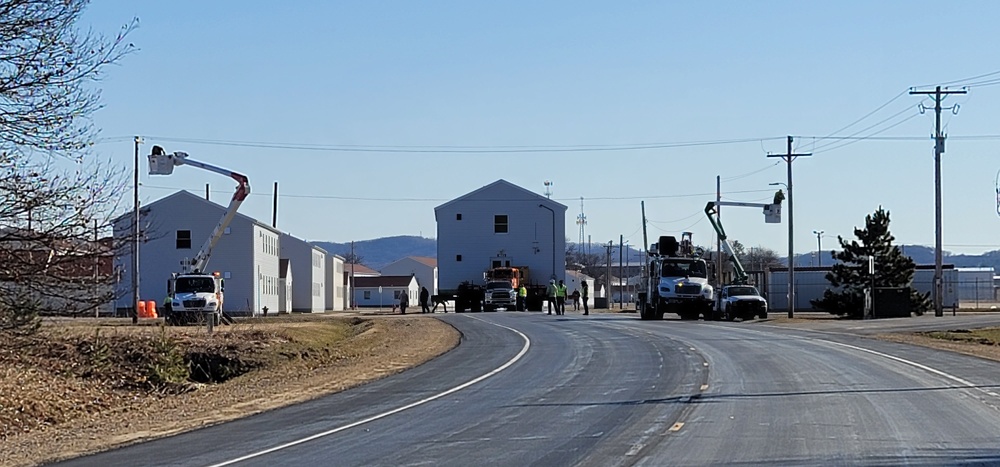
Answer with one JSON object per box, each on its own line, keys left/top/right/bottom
{"left": 0, "top": 314, "right": 459, "bottom": 467}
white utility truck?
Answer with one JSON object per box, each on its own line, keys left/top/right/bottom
{"left": 148, "top": 145, "right": 250, "bottom": 325}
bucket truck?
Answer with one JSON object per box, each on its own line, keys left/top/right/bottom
{"left": 638, "top": 233, "right": 717, "bottom": 321}
{"left": 704, "top": 196, "right": 782, "bottom": 321}
{"left": 147, "top": 145, "right": 250, "bottom": 325}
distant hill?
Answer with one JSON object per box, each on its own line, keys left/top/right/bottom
{"left": 311, "top": 237, "right": 1000, "bottom": 273}
{"left": 311, "top": 236, "right": 436, "bottom": 270}
{"left": 790, "top": 244, "right": 1000, "bottom": 270}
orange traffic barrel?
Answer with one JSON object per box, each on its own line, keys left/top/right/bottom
{"left": 137, "top": 300, "right": 147, "bottom": 318}
{"left": 146, "top": 300, "right": 158, "bottom": 318}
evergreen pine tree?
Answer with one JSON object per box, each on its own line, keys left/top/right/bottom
{"left": 811, "top": 206, "right": 930, "bottom": 318}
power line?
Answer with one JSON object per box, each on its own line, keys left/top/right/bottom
{"left": 808, "top": 89, "right": 910, "bottom": 148}
{"left": 139, "top": 184, "right": 777, "bottom": 203}
{"left": 125, "top": 135, "right": 788, "bottom": 154}
{"left": 808, "top": 103, "right": 922, "bottom": 153}
{"left": 919, "top": 69, "right": 1000, "bottom": 88}
{"left": 810, "top": 113, "right": 922, "bottom": 155}
{"left": 721, "top": 161, "right": 782, "bottom": 182}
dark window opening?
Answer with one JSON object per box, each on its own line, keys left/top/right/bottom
{"left": 456, "top": 255, "right": 462, "bottom": 262}
{"left": 494, "top": 214, "right": 509, "bottom": 233}
{"left": 456, "top": 213, "right": 462, "bottom": 221}
{"left": 492, "top": 260, "right": 501, "bottom": 268}
{"left": 176, "top": 230, "right": 192, "bottom": 249}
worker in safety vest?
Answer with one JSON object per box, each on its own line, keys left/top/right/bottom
{"left": 556, "top": 280, "right": 568, "bottom": 315}
{"left": 517, "top": 285, "right": 527, "bottom": 311}
{"left": 546, "top": 280, "right": 557, "bottom": 315}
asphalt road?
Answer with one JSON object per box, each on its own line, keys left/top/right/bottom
{"left": 54, "top": 312, "right": 1000, "bottom": 467}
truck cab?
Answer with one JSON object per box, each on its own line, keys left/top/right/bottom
{"left": 167, "top": 272, "right": 224, "bottom": 325}
{"left": 483, "top": 280, "right": 516, "bottom": 311}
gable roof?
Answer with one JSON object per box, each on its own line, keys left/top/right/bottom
{"left": 348, "top": 263, "right": 379, "bottom": 276}
{"left": 354, "top": 275, "right": 416, "bottom": 288}
{"left": 409, "top": 256, "right": 437, "bottom": 267}
{"left": 434, "top": 179, "right": 567, "bottom": 213}
{"left": 122, "top": 190, "right": 281, "bottom": 234}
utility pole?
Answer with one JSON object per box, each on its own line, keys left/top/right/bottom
{"left": 619, "top": 235, "right": 624, "bottom": 310}
{"left": 606, "top": 241, "right": 613, "bottom": 306}
{"left": 272, "top": 181, "right": 279, "bottom": 228}
{"left": 910, "top": 85, "right": 966, "bottom": 317}
{"left": 350, "top": 241, "right": 356, "bottom": 309}
{"left": 716, "top": 175, "right": 722, "bottom": 289}
{"left": 768, "top": 136, "right": 812, "bottom": 318}
{"left": 132, "top": 136, "right": 142, "bottom": 325}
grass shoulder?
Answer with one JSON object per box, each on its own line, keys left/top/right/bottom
{"left": 1, "top": 314, "right": 458, "bottom": 466}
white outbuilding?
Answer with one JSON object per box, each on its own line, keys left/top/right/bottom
{"left": 353, "top": 276, "right": 419, "bottom": 309}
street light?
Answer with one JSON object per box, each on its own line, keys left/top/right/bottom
{"left": 812, "top": 230, "right": 825, "bottom": 267}
{"left": 770, "top": 181, "right": 793, "bottom": 318}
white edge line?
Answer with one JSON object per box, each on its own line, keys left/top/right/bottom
{"left": 820, "top": 340, "right": 977, "bottom": 387}
{"left": 206, "top": 315, "right": 531, "bottom": 467}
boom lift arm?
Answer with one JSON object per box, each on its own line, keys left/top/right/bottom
{"left": 148, "top": 145, "right": 251, "bottom": 274}
{"left": 705, "top": 199, "right": 782, "bottom": 285}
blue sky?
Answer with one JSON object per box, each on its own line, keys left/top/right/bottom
{"left": 80, "top": 1, "right": 1000, "bottom": 259}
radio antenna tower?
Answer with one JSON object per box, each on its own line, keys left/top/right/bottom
{"left": 576, "top": 197, "right": 587, "bottom": 246}
{"left": 543, "top": 180, "right": 553, "bottom": 199}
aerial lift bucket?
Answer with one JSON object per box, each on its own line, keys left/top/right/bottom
{"left": 147, "top": 145, "right": 178, "bottom": 175}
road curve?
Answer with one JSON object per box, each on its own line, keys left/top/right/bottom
{"left": 53, "top": 312, "right": 1000, "bottom": 466}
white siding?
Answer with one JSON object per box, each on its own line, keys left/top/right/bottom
{"left": 325, "top": 255, "right": 346, "bottom": 311}
{"left": 253, "top": 226, "right": 281, "bottom": 316}
{"left": 435, "top": 180, "right": 567, "bottom": 292}
{"left": 113, "top": 191, "right": 280, "bottom": 316}
{"left": 280, "top": 233, "right": 326, "bottom": 313}
{"left": 353, "top": 278, "right": 419, "bottom": 308}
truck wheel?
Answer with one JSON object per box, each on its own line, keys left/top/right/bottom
{"left": 759, "top": 311, "right": 768, "bottom": 319}
{"left": 639, "top": 302, "right": 652, "bottom": 320}
{"left": 725, "top": 310, "right": 735, "bottom": 321}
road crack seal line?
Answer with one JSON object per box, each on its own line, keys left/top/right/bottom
{"left": 205, "top": 315, "right": 530, "bottom": 467}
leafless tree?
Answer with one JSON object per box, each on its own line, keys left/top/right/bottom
{"left": 0, "top": 0, "right": 136, "bottom": 332}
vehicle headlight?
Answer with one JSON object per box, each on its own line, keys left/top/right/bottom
{"left": 172, "top": 301, "right": 181, "bottom": 307}
{"left": 660, "top": 286, "right": 670, "bottom": 293}
{"left": 208, "top": 302, "right": 217, "bottom": 307}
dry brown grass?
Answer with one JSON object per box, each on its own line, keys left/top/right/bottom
{"left": 876, "top": 327, "right": 1000, "bottom": 363}
{"left": 0, "top": 314, "right": 459, "bottom": 467}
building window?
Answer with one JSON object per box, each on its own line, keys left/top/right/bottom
{"left": 456, "top": 255, "right": 462, "bottom": 262}
{"left": 492, "top": 260, "right": 501, "bottom": 268}
{"left": 364, "top": 291, "right": 371, "bottom": 300}
{"left": 494, "top": 214, "right": 508, "bottom": 233}
{"left": 176, "top": 230, "right": 191, "bottom": 249}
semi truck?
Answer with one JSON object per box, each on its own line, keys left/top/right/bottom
{"left": 147, "top": 145, "right": 250, "bottom": 325}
